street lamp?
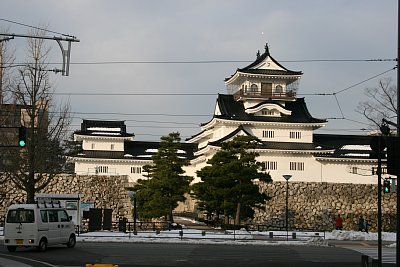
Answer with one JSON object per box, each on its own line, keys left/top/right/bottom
{"left": 283, "top": 174, "right": 292, "bottom": 241}
{"left": 127, "top": 191, "right": 137, "bottom": 235}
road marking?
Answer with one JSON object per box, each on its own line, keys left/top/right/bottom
{"left": 0, "top": 253, "right": 58, "bottom": 267}
{"left": 0, "top": 256, "right": 32, "bottom": 267}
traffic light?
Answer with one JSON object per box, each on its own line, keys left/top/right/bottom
{"left": 383, "top": 179, "right": 391, "bottom": 193}
{"left": 18, "top": 126, "right": 26, "bottom": 147}
{"left": 386, "top": 136, "right": 400, "bottom": 175}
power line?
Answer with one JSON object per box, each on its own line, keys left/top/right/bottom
{"left": 70, "top": 111, "right": 210, "bottom": 117}
{"left": 334, "top": 67, "right": 396, "bottom": 95}
{"left": 54, "top": 92, "right": 218, "bottom": 96}
{"left": 4, "top": 58, "right": 396, "bottom": 66}
{"left": 0, "top": 18, "right": 76, "bottom": 38}
{"left": 52, "top": 67, "right": 396, "bottom": 97}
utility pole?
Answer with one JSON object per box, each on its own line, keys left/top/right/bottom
{"left": 397, "top": 1, "right": 400, "bottom": 266}
{"left": 0, "top": 33, "right": 79, "bottom": 76}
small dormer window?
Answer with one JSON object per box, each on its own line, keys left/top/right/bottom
{"left": 250, "top": 84, "right": 258, "bottom": 92}
{"left": 262, "top": 110, "right": 275, "bottom": 116}
{"left": 275, "top": 85, "right": 283, "bottom": 93}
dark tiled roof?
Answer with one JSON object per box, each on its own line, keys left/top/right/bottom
{"left": 77, "top": 150, "right": 125, "bottom": 159}
{"left": 225, "top": 48, "right": 302, "bottom": 81}
{"left": 237, "top": 69, "right": 302, "bottom": 76}
{"left": 74, "top": 119, "right": 134, "bottom": 138}
{"left": 201, "top": 126, "right": 377, "bottom": 159}
{"left": 124, "top": 141, "right": 197, "bottom": 160}
{"left": 204, "top": 94, "right": 326, "bottom": 125}
{"left": 313, "top": 134, "right": 378, "bottom": 159}
{"left": 208, "top": 125, "right": 319, "bottom": 151}
{"left": 81, "top": 119, "right": 127, "bottom": 130}
{"left": 313, "top": 134, "right": 373, "bottom": 149}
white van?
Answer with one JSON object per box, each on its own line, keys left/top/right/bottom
{"left": 4, "top": 202, "right": 76, "bottom": 252}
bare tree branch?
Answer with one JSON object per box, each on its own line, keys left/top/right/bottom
{"left": 356, "top": 78, "right": 397, "bottom": 131}
{"left": 1, "top": 26, "right": 71, "bottom": 203}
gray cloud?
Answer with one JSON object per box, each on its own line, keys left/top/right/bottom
{"left": 2, "top": 0, "right": 397, "bottom": 140}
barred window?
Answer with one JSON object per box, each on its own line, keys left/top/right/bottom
{"left": 96, "top": 166, "right": 108, "bottom": 173}
{"left": 262, "top": 110, "right": 275, "bottom": 116}
{"left": 289, "top": 131, "right": 302, "bottom": 139}
{"left": 263, "top": 130, "right": 274, "bottom": 138}
{"left": 289, "top": 162, "right": 304, "bottom": 171}
{"left": 261, "top": 161, "right": 278, "bottom": 170}
{"left": 131, "top": 167, "right": 142, "bottom": 174}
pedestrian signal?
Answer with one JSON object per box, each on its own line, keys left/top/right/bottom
{"left": 18, "top": 127, "right": 26, "bottom": 147}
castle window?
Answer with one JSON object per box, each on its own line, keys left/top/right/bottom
{"left": 111, "top": 144, "right": 115, "bottom": 150}
{"left": 96, "top": 166, "right": 108, "bottom": 174}
{"left": 91, "top": 143, "right": 95, "bottom": 149}
{"left": 262, "top": 110, "right": 275, "bottom": 116}
{"left": 290, "top": 131, "right": 301, "bottom": 139}
{"left": 262, "top": 130, "right": 274, "bottom": 138}
{"left": 131, "top": 167, "right": 142, "bottom": 174}
{"left": 289, "top": 162, "right": 304, "bottom": 171}
{"left": 261, "top": 161, "right": 277, "bottom": 170}
{"left": 250, "top": 84, "right": 258, "bottom": 92}
{"left": 351, "top": 167, "right": 358, "bottom": 174}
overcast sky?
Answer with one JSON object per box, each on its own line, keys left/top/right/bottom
{"left": 1, "top": 0, "right": 397, "bottom": 141}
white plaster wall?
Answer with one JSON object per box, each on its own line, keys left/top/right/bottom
{"left": 82, "top": 138, "right": 125, "bottom": 151}
{"left": 74, "top": 159, "right": 150, "bottom": 183}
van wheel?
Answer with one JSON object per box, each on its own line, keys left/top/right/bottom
{"left": 7, "top": 246, "right": 16, "bottom": 252}
{"left": 38, "top": 238, "right": 47, "bottom": 252}
{"left": 67, "top": 234, "right": 76, "bottom": 248}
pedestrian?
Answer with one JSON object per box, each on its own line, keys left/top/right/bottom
{"left": 335, "top": 214, "right": 343, "bottom": 230}
{"left": 358, "top": 216, "right": 364, "bottom": 231}
{"left": 364, "top": 219, "right": 369, "bottom": 233}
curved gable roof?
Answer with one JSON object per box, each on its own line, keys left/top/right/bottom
{"left": 225, "top": 45, "right": 302, "bottom": 82}
{"left": 206, "top": 94, "right": 326, "bottom": 124}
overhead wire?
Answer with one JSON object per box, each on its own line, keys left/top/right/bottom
{"left": 0, "top": 18, "right": 396, "bottom": 135}
{"left": 4, "top": 58, "right": 396, "bottom": 67}
{"left": 0, "top": 18, "right": 76, "bottom": 38}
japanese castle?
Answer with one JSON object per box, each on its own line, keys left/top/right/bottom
{"left": 72, "top": 44, "right": 385, "bottom": 185}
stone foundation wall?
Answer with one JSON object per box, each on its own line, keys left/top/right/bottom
{"left": 0, "top": 175, "right": 133, "bottom": 223}
{"left": 1, "top": 177, "right": 396, "bottom": 232}
{"left": 254, "top": 182, "right": 397, "bottom": 232}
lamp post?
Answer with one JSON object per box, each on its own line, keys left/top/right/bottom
{"left": 283, "top": 174, "right": 292, "bottom": 241}
{"left": 127, "top": 191, "right": 137, "bottom": 235}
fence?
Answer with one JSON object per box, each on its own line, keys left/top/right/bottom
{"left": 0, "top": 218, "right": 326, "bottom": 242}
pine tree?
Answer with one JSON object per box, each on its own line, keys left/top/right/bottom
{"left": 192, "top": 135, "right": 272, "bottom": 226}
{"left": 133, "top": 132, "right": 193, "bottom": 222}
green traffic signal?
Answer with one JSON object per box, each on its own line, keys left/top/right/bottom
{"left": 19, "top": 140, "right": 26, "bottom": 147}
{"left": 383, "top": 180, "right": 391, "bottom": 193}
{"left": 18, "top": 126, "right": 26, "bottom": 147}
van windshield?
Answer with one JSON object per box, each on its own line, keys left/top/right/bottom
{"left": 6, "top": 209, "right": 35, "bottom": 223}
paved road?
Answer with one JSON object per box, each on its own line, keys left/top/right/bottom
{"left": 328, "top": 240, "right": 396, "bottom": 266}
{"left": 0, "top": 242, "right": 364, "bottom": 267}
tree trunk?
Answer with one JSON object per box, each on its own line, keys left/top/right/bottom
{"left": 235, "top": 202, "right": 241, "bottom": 225}
{"left": 168, "top": 208, "right": 174, "bottom": 223}
{"left": 26, "top": 176, "right": 35, "bottom": 204}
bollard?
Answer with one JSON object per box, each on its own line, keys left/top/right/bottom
{"left": 156, "top": 230, "right": 160, "bottom": 235}
{"left": 201, "top": 230, "right": 206, "bottom": 236}
{"left": 292, "top": 232, "right": 296, "bottom": 239}
{"left": 269, "top": 232, "right": 273, "bottom": 238}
